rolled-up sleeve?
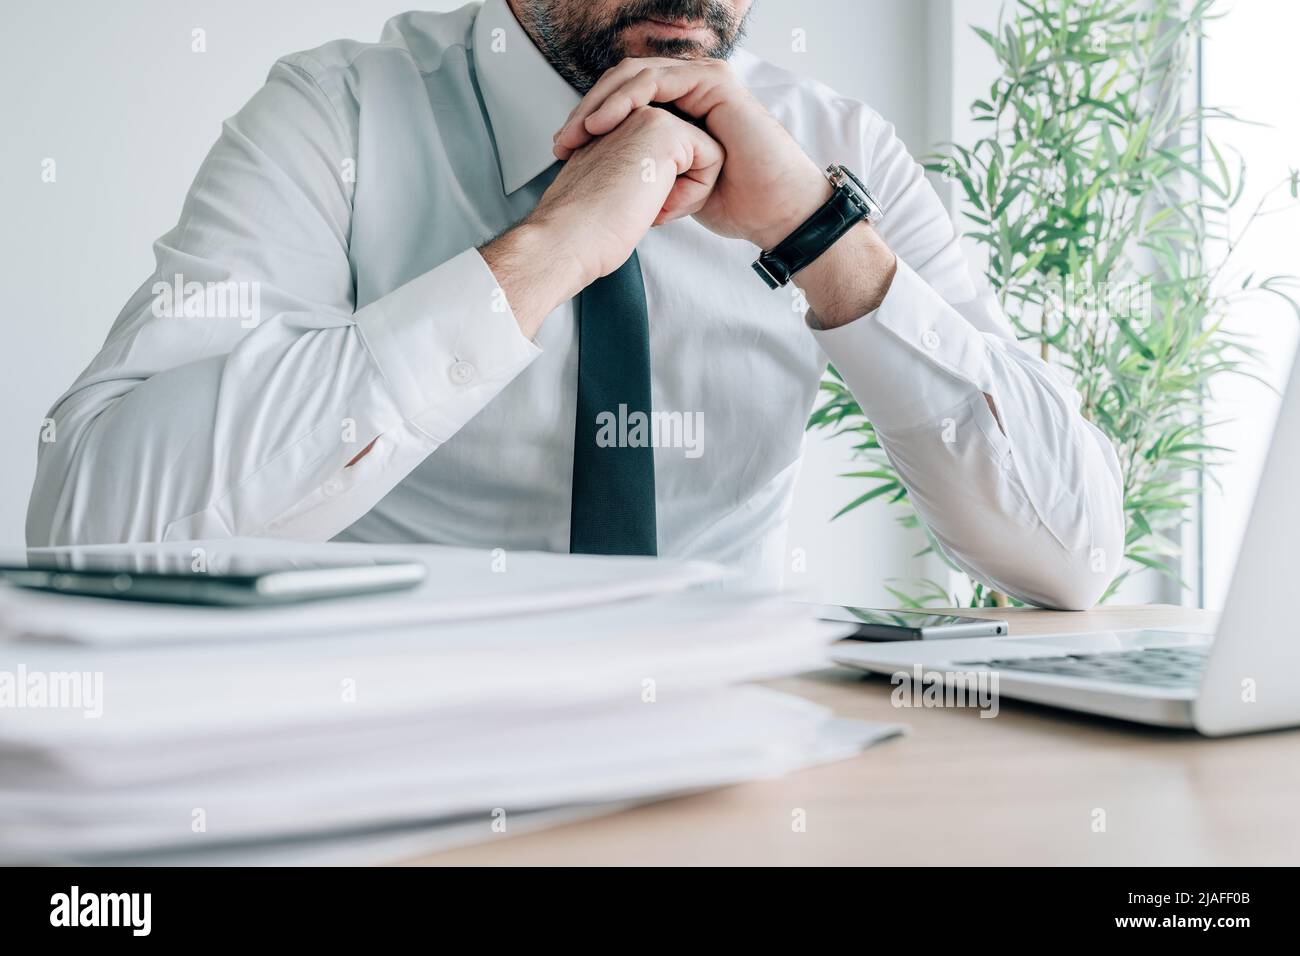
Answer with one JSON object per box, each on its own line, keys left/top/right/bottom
{"left": 810, "top": 108, "right": 1125, "bottom": 610}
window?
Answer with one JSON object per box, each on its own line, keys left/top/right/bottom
{"left": 1200, "top": 3, "right": 1300, "bottom": 608}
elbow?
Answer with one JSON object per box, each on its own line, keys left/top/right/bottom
{"left": 26, "top": 447, "right": 65, "bottom": 547}
{"left": 1005, "top": 431, "right": 1127, "bottom": 611}
{"left": 955, "top": 477, "right": 1125, "bottom": 611}
{"left": 26, "top": 431, "right": 126, "bottom": 548}
{"left": 991, "top": 544, "right": 1116, "bottom": 612}
{"left": 1029, "top": 557, "right": 1112, "bottom": 611}
{"left": 26, "top": 457, "right": 82, "bottom": 548}
{"left": 1020, "top": 503, "right": 1125, "bottom": 612}
{"left": 927, "top": 497, "right": 1125, "bottom": 611}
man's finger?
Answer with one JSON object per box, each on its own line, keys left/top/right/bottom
{"left": 551, "top": 67, "right": 706, "bottom": 161}
{"left": 655, "top": 116, "right": 724, "bottom": 225}
{"left": 555, "top": 58, "right": 661, "bottom": 144}
{"left": 587, "top": 69, "right": 688, "bottom": 137}
{"left": 555, "top": 57, "right": 693, "bottom": 150}
{"left": 558, "top": 67, "right": 709, "bottom": 153}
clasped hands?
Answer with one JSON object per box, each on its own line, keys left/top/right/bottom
{"left": 546, "top": 57, "right": 832, "bottom": 273}
{"left": 484, "top": 56, "right": 895, "bottom": 337}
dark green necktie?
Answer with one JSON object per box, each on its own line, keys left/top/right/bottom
{"left": 569, "top": 250, "right": 658, "bottom": 556}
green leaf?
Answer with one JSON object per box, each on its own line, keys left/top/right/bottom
{"left": 830, "top": 482, "right": 901, "bottom": 520}
{"left": 814, "top": 0, "right": 1298, "bottom": 608}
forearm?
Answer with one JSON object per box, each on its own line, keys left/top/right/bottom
{"left": 774, "top": 170, "right": 1122, "bottom": 607}
{"left": 795, "top": 221, "right": 1003, "bottom": 431}
{"left": 810, "top": 257, "right": 1125, "bottom": 609}
{"left": 876, "top": 382, "right": 1125, "bottom": 610}
{"left": 794, "top": 221, "right": 898, "bottom": 331}
{"left": 28, "top": 330, "right": 411, "bottom": 546}
{"left": 29, "top": 249, "right": 541, "bottom": 546}
{"left": 480, "top": 220, "right": 589, "bottom": 339}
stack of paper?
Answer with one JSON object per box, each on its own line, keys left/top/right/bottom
{"left": 0, "top": 539, "right": 899, "bottom": 864}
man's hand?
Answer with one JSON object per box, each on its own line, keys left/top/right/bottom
{"left": 553, "top": 57, "right": 829, "bottom": 250}
{"left": 483, "top": 106, "right": 723, "bottom": 337}
{"left": 554, "top": 56, "right": 898, "bottom": 328}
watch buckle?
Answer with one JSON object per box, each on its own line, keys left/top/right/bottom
{"left": 751, "top": 258, "right": 783, "bottom": 290}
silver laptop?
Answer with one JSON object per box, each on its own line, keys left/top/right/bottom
{"left": 833, "top": 351, "right": 1300, "bottom": 735}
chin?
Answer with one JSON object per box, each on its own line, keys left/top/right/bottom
{"left": 631, "top": 37, "right": 713, "bottom": 59}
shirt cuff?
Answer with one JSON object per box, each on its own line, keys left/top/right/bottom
{"left": 811, "top": 258, "right": 992, "bottom": 433}
{"left": 352, "top": 248, "right": 542, "bottom": 442}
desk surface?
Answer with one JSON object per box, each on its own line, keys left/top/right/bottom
{"left": 408, "top": 604, "right": 1300, "bottom": 866}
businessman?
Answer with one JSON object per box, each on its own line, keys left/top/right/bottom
{"left": 27, "top": 0, "right": 1125, "bottom": 608}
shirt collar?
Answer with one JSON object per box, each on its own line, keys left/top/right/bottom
{"left": 473, "top": 0, "right": 581, "bottom": 195}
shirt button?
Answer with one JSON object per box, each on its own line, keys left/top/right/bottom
{"left": 323, "top": 477, "right": 343, "bottom": 496}
{"left": 449, "top": 361, "right": 476, "bottom": 385}
{"left": 921, "top": 329, "right": 942, "bottom": 351}
{"left": 1002, "top": 452, "right": 1015, "bottom": 472}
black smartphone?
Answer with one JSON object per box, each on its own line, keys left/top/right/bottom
{"left": 0, "top": 550, "right": 427, "bottom": 607}
{"left": 815, "top": 605, "right": 1009, "bottom": 641}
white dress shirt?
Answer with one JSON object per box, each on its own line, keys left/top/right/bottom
{"left": 27, "top": 0, "right": 1124, "bottom": 608}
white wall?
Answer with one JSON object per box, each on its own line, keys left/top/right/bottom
{"left": 0, "top": 1, "right": 956, "bottom": 604}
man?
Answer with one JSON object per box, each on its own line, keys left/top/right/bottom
{"left": 27, "top": 0, "right": 1124, "bottom": 608}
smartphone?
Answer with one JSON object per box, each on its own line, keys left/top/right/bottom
{"left": 0, "top": 550, "right": 428, "bottom": 607}
{"left": 815, "top": 605, "right": 1009, "bottom": 641}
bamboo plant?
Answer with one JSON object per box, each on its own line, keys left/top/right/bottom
{"left": 809, "top": 0, "right": 1300, "bottom": 607}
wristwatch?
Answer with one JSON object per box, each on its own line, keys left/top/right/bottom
{"left": 751, "top": 163, "right": 885, "bottom": 290}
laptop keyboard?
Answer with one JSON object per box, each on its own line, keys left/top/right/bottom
{"left": 955, "top": 644, "right": 1210, "bottom": 688}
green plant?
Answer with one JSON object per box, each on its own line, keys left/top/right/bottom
{"left": 810, "top": 0, "right": 1300, "bottom": 607}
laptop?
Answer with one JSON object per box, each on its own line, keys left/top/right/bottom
{"left": 833, "top": 352, "right": 1300, "bottom": 735}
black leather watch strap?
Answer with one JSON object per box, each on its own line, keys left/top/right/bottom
{"left": 752, "top": 186, "right": 870, "bottom": 290}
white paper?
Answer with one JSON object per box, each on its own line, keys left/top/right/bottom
{"left": 0, "top": 539, "right": 879, "bottom": 866}
{"left": 0, "top": 538, "right": 729, "bottom": 647}
{"left": 0, "top": 691, "right": 901, "bottom": 863}
{"left": 0, "top": 593, "right": 846, "bottom": 747}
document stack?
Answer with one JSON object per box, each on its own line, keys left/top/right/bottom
{"left": 0, "top": 539, "right": 898, "bottom": 864}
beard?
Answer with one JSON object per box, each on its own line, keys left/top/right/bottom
{"left": 523, "top": 0, "right": 751, "bottom": 92}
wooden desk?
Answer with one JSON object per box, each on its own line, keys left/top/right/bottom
{"left": 408, "top": 605, "right": 1300, "bottom": 866}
